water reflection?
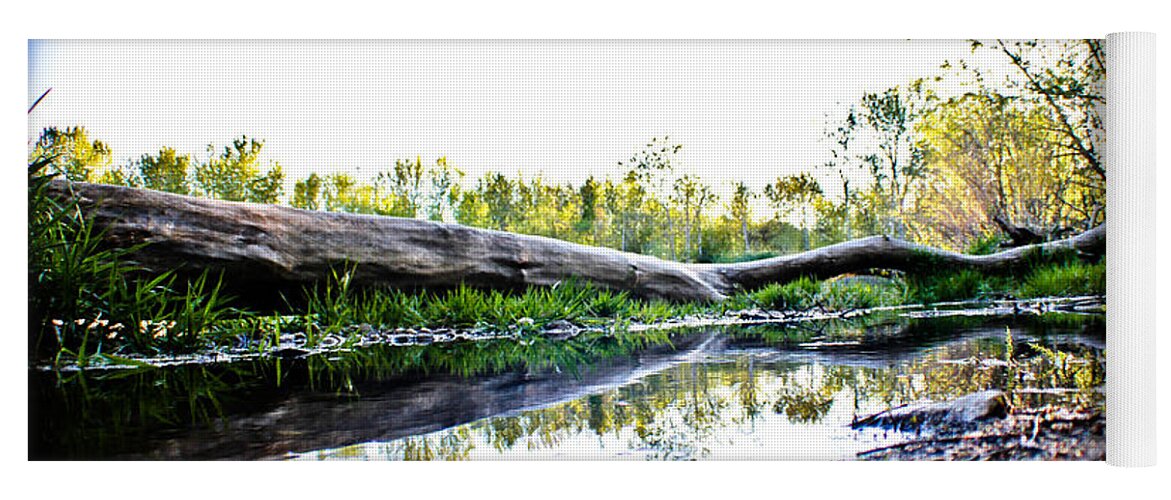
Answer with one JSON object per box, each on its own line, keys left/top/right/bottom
{"left": 30, "top": 313, "right": 1104, "bottom": 460}
{"left": 293, "top": 319, "right": 1103, "bottom": 460}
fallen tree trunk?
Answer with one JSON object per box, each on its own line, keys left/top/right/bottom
{"left": 48, "top": 181, "right": 1106, "bottom": 303}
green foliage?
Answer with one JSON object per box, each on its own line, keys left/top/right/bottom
{"left": 741, "top": 275, "right": 910, "bottom": 312}
{"left": 29, "top": 153, "right": 139, "bottom": 360}
{"left": 906, "top": 269, "right": 1010, "bottom": 304}
{"left": 481, "top": 172, "right": 516, "bottom": 230}
{"left": 292, "top": 173, "right": 323, "bottom": 210}
{"left": 727, "top": 181, "right": 755, "bottom": 253}
{"left": 749, "top": 278, "right": 821, "bottom": 310}
{"left": 286, "top": 272, "right": 699, "bottom": 339}
{"left": 1025, "top": 342, "right": 1105, "bottom": 393}
{"left": 138, "top": 147, "right": 192, "bottom": 195}
{"left": 31, "top": 126, "right": 112, "bottom": 182}
{"left": 192, "top": 137, "right": 284, "bottom": 203}
{"left": 913, "top": 92, "right": 1101, "bottom": 250}
{"left": 857, "top": 85, "right": 931, "bottom": 238}
{"left": 822, "top": 278, "right": 912, "bottom": 310}
{"left": 989, "top": 39, "right": 1105, "bottom": 177}
{"left": 763, "top": 173, "right": 823, "bottom": 251}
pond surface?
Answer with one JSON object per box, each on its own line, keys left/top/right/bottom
{"left": 29, "top": 307, "right": 1104, "bottom": 460}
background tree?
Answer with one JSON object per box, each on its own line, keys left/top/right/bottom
{"left": 292, "top": 173, "right": 323, "bottom": 210}
{"left": 481, "top": 172, "right": 516, "bottom": 231}
{"left": 613, "top": 170, "right": 650, "bottom": 253}
{"left": 576, "top": 176, "right": 603, "bottom": 245}
{"left": 619, "top": 137, "right": 682, "bottom": 259}
{"left": 987, "top": 39, "right": 1105, "bottom": 180}
{"left": 912, "top": 93, "right": 1096, "bottom": 249}
{"left": 31, "top": 126, "right": 112, "bottom": 182}
{"left": 727, "top": 182, "right": 755, "bottom": 253}
{"left": 378, "top": 156, "right": 426, "bottom": 218}
{"left": 192, "top": 137, "right": 284, "bottom": 203}
{"left": 764, "top": 173, "right": 823, "bottom": 251}
{"left": 858, "top": 84, "right": 930, "bottom": 237}
{"left": 455, "top": 188, "right": 490, "bottom": 228}
{"left": 427, "top": 157, "right": 463, "bottom": 222}
{"left": 819, "top": 107, "right": 860, "bottom": 240}
{"left": 320, "top": 173, "right": 385, "bottom": 214}
{"left": 667, "top": 175, "right": 714, "bottom": 260}
{"left": 137, "top": 147, "right": 191, "bottom": 195}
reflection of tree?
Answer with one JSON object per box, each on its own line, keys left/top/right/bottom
{"left": 631, "top": 366, "right": 725, "bottom": 459}
{"left": 357, "top": 327, "right": 1104, "bottom": 459}
{"left": 396, "top": 429, "right": 474, "bottom": 461}
{"left": 773, "top": 387, "right": 834, "bottom": 424}
{"left": 487, "top": 417, "right": 526, "bottom": 452}
{"left": 734, "top": 358, "right": 764, "bottom": 424}
{"left": 362, "top": 333, "right": 1103, "bottom": 459}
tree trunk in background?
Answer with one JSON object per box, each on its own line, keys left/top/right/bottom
{"left": 741, "top": 218, "right": 750, "bottom": 253}
{"left": 50, "top": 181, "right": 1107, "bottom": 304}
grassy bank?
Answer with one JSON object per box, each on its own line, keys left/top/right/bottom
{"left": 29, "top": 162, "right": 1106, "bottom": 364}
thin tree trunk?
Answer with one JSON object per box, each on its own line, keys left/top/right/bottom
{"left": 666, "top": 209, "right": 676, "bottom": 261}
{"left": 741, "top": 217, "right": 751, "bottom": 253}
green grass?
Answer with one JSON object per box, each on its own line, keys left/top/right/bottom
{"left": 286, "top": 270, "right": 698, "bottom": 341}
{"left": 731, "top": 275, "right": 911, "bottom": 312}
{"left": 1017, "top": 260, "right": 1106, "bottom": 298}
{"left": 899, "top": 259, "right": 1105, "bottom": 304}
{"left": 29, "top": 156, "right": 242, "bottom": 363}
{"left": 904, "top": 269, "right": 1013, "bottom": 303}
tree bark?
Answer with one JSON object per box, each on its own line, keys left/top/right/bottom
{"left": 49, "top": 181, "right": 1106, "bottom": 303}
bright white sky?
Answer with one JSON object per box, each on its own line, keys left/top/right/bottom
{"left": 28, "top": 39, "right": 1013, "bottom": 213}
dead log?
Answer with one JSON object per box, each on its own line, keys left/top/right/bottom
{"left": 47, "top": 181, "right": 1106, "bottom": 303}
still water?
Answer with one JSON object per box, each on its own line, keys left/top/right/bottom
{"left": 30, "top": 310, "right": 1104, "bottom": 460}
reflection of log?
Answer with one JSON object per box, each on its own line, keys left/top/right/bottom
{"left": 119, "top": 332, "right": 717, "bottom": 460}
{"left": 51, "top": 181, "right": 1107, "bottom": 303}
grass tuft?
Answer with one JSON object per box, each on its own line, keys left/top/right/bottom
{"left": 29, "top": 156, "right": 242, "bottom": 362}
{"left": 1017, "top": 260, "right": 1106, "bottom": 298}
